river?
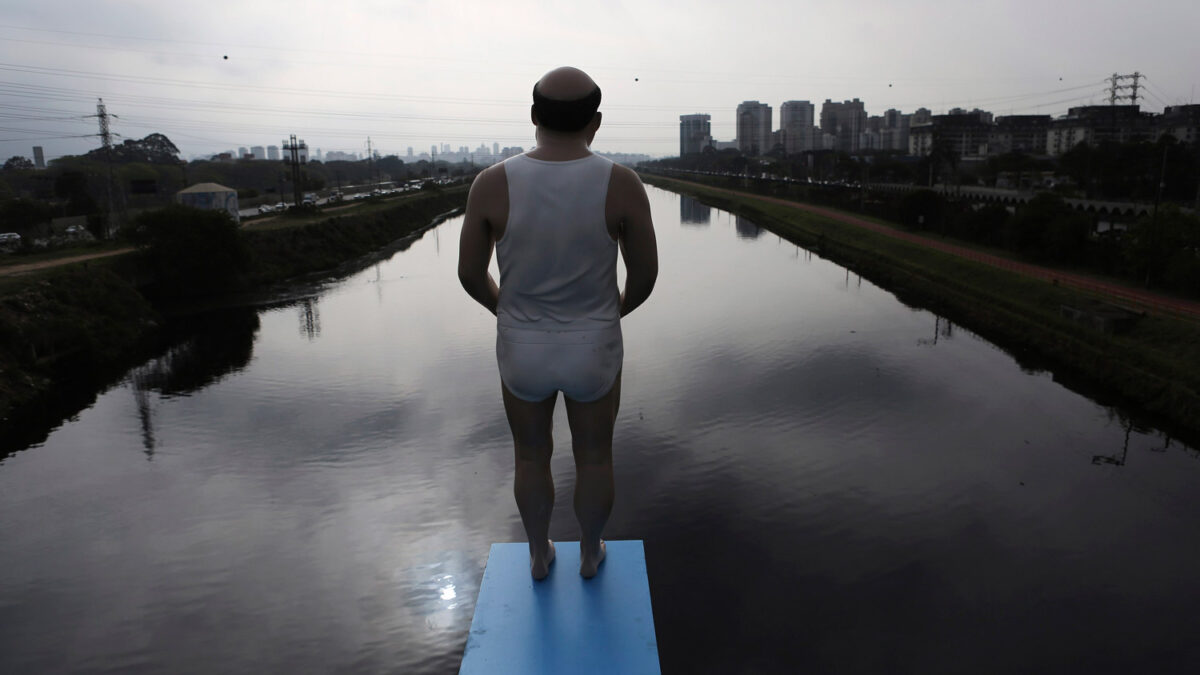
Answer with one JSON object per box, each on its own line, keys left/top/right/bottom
{"left": 1, "top": 186, "right": 1197, "bottom": 673}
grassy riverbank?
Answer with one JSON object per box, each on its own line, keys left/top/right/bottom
{"left": 0, "top": 187, "right": 467, "bottom": 441}
{"left": 642, "top": 173, "right": 1200, "bottom": 441}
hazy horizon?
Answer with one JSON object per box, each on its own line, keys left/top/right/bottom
{"left": 2, "top": 0, "right": 1198, "bottom": 163}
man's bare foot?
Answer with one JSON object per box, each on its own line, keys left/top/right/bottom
{"left": 531, "top": 539, "right": 555, "bottom": 581}
{"left": 580, "top": 540, "right": 606, "bottom": 579}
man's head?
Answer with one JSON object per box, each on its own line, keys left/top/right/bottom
{"left": 531, "top": 66, "right": 601, "bottom": 135}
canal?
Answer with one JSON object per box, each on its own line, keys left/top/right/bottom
{"left": 1, "top": 186, "right": 1197, "bottom": 673}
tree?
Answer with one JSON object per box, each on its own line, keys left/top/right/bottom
{"left": 1123, "top": 205, "right": 1200, "bottom": 294}
{"left": 3, "top": 156, "right": 33, "bottom": 171}
{"left": 86, "top": 133, "right": 181, "bottom": 164}
{"left": 1006, "top": 192, "right": 1091, "bottom": 263}
{"left": 54, "top": 170, "right": 98, "bottom": 217}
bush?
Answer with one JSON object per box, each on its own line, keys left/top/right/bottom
{"left": 898, "top": 189, "right": 945, "bottom": 231}
{"left": 125, "top": 205, "right": 250, "bottom": 298}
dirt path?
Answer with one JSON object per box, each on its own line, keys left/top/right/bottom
{"left": 0, "top": 248, "right": 135, "bottom": 277}
{"left": 675, "top": 178, "right": 1200, "bottom": 319}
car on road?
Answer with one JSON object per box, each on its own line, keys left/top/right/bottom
{"left": 0, "top": 232, "right": 21, "bottom": 251}
{"left": 257, "top": 204, "right": 276, "bottom": 214}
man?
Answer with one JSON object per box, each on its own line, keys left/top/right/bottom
{"left": 458, "top": 66, "right": 658, "bottom": 580}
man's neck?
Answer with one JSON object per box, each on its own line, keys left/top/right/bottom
{"left": 527, "top": 129, "right": 592, "bottom": 161}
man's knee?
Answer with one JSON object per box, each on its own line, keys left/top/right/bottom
{"left": 572, "top": 442, "right": 612, "bottom": 466}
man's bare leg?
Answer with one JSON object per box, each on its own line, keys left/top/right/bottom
{"left": 565, "top": 372, "right": 621, "bottom": 578}
{"left": 502, "top": 383, "right": 558, "bottom": 580}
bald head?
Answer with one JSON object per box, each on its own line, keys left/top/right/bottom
{"left": 532, "top": 66, "right": 601, "bottom": 133}
{"left": 535, "top": 66, "right": 598, "bottom": 101}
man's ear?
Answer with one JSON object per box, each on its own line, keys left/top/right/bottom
{"left": 530, "top": 105, "right": 539, "bottom": 127}
{"left": 585, "top": 111, "right": 602, "bottom": 145}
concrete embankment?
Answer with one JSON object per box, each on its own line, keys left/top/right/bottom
{"left": 642, "top": 173, "right": 1200, "bottom": 442}
{"left": 0, "top": 188, "right": 468, "bottom": 443}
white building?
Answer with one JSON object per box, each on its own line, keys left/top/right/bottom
{"left": 176, "top": 183, "right": 239, "bottom": 224}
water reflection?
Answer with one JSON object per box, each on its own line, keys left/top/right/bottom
{"left": 917, "top": 315, "right": 954, "bottom": 347}
{"left": 1093, "top": 417, "right": 1180, "bottom": 467}
{"left": 735, "top": 215, "right": 762, "bottom": 239}
{"left": 297, "top": 297, "right": 321, "bottom": 340}
{"left": 128, "top": 308, "right": 260, "bottom": 457}
{"left": 679, "top": 195, "right": 711, "bottom": 225}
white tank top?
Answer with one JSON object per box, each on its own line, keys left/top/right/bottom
{"left": 496, "top": 152, "right": 619, "bottom": 330}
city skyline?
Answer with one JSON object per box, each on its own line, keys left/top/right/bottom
{"left": 2, "top": 1, "right": 1198, "bottom": 162}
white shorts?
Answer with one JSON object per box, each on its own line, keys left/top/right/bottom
{"left": 496, "top": 323, "right": 623, "bottom": 402}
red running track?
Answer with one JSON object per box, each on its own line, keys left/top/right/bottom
{"left": 679, "top": 179, "right": 1200, "bottom": 320}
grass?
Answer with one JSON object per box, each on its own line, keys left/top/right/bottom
{"left": 643, "top": 173, "right": 1200, "bottom": 442}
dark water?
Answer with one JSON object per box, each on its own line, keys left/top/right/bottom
{"left": 2, "top": 187, "right": 1198, "bottom": 674}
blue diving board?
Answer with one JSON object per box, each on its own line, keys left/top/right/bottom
{"left": 460, "top": 540, "right": 660, "bottom": 675}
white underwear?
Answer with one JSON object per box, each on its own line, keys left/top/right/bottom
{"left": 496, "top": 323, "right": 623, "bottom": 402}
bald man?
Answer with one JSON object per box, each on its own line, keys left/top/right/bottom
{"left": 458, "top": 67, "right": 658, "bottom": 580}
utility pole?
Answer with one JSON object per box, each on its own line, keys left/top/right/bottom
{"left": 1106, "top": 72, "right": 1144, "bottom": 106}
{"left": 366, "top": 137, "right": 373, "bottom": 191}
{"left": 282, "top": 135, "right": 307, "bottom": 209}
{"left": 89, "top": 98, "right": 118, "bottom": 238}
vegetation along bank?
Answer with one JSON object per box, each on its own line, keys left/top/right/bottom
{"left": 0, "top": 187, "right": 467, "bottom": 447}
{"left": 641, "top": 172, "right": 1200, "bottom": 442}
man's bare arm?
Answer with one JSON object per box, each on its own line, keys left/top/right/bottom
{"left": 613, "top": 166, "right": 658, "bottom": 317}
{"left": 458, "top": 167, "right": 502, "bottom": 315}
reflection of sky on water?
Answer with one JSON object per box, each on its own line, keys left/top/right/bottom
{"left": 1, "top": 186, "right": 1198, "bottom": 673}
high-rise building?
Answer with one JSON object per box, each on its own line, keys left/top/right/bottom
{"left": 820, "top": 99, "right": 867, "bottom": 152}
{"left": 493, "top": 142, "right": 499, "bottom": 155}
{"left": 736, "top": 101, "right": 772, "bottom": 156}
{"left": 679, "top": 114, "right": 712, "bottom": 155}
{"left": 780, "top": 101, "right": 815, "bottom": 154}
{"left": 909, "top": 110, "right": 993, "bottom": 159}
{"left": 32, "top": 146, "right": 44, "bottom": 169}
{"left": 267, "top": 145, "right": 280, "bottom": 160}
{"left": 1045, "top": 105, "right": 1150, "bottom": 156}
{"left": 250, "top": 145, "right": 265, "bottom": 160}
{"left": 991, "top": 115, "right": 1051, "bottom": 155}
{"left": 238, "top": 146, "right": 249, "bottom": 159}
{"left": 879, "top": 109, "right": 911, "bottom": 152}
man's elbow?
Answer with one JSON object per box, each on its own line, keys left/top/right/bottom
{"left": 457, "top": 265, "right": 477, "bottom": 293}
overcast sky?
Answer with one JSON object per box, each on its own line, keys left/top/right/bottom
{"left": 2, "top": 0, "right": 1198, "bottom": 162}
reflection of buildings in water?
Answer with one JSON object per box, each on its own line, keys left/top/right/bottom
{"left": 679, "top": 196, "right": 711, "bottom": 226}
{"left": 299, "top": 298, "right": 321, "bottom": 340}
{"left": 735, "top": 215, "right": 762, "bottom": 240}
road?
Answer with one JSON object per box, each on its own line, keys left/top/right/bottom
{"left": 0, "top": 248, "right": 135, "bottom": 277}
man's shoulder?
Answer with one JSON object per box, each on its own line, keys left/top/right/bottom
{"left": 470, "top": 161, "right": 509, "bottom": 194}
{"left": 607, "top": 163, "right": 645, "bottom": 193}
